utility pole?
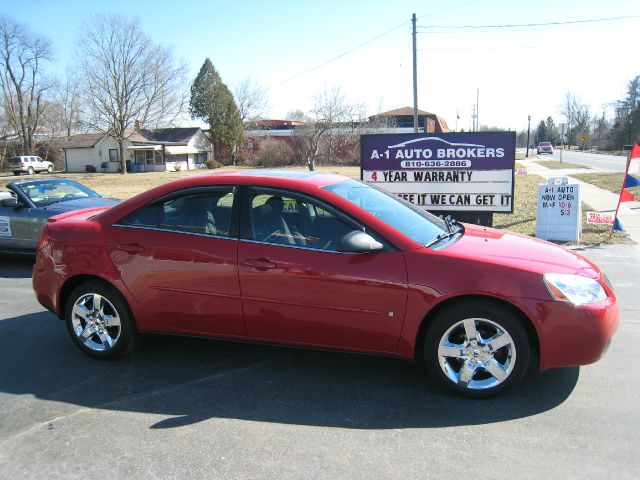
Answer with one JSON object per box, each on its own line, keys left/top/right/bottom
{"left": 412, "top": 13, "right": 418, "bottom": 133}
{"left": 476, "top": 88, "right": 479, "bottom": 131}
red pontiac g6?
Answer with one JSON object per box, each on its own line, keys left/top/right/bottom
{"left": 33, "top": 171, "right": 619, "bottom": 397}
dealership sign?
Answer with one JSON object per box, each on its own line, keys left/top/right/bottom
{"left": 535, "top": 177, "right": 581, "bottom": 242}
{"left": 360, "top": 132, "right": 515, "bottom": 212}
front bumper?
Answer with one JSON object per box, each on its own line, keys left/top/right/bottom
{"left": 520, "top": 296, "right": 619, "bottom": 371}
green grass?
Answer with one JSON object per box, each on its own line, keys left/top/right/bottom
{"left": 536, "top": 160, "right": 589, "bottom": 170}
{"left": 493, "top": 172, "right": 630, "bottom": 245}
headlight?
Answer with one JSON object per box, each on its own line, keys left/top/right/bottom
{"left": 543, "top": 273, "right": 607, "bottom": 305}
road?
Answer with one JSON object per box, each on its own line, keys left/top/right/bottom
{"left": 1, "top": 247, "right": 639, "bottom": 480}
{"left": 547, "top": 149, "right": 629, "bottom": 172}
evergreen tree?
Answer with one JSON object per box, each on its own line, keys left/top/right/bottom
{"left": 189, "top": 59, "right": 243, "bottom": 163}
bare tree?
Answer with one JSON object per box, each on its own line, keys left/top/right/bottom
{"left": 76, "top": 14, "right": 187, "bottom": 174}
{"left": 233, "top": 76, "right": 269, "bottom": 125}
{"left": 0, "top": 16, "right": 53, "bottom": 155}
{"left": 54, "top": 69, "right": 83, "bottom": 139}
{"left": 285, "top": 109, "right": 307, "bottom": 122}
{"left": 294, "top": 87, "right": 363, "bottom": 171}
{"left": 559, "top": 92, "right": 590, "bottom": 147}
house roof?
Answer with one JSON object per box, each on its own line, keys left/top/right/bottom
{"left": 129, "top": 127, "right": 202, "bottom": 145}
{"left": 371, "top": 106, "right": 434, "bottom": 117}
{"left": 63, "top": 133, "right": 105, "bottom": 149}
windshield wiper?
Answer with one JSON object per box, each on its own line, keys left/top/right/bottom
{"left": 425, "top": 215, "right": 464, "bottom": 248}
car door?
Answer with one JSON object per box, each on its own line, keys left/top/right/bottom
{"left": 0, "top": 197, "right": 32, "bottom": 250}
{"left": 238, "top": 187, "right": 408, "bottom": 354}
{"left": 108, "top": 186, "right": 245, "bottom": 337}
{"left": 0, "top": 188, "right": 45, "bottom": 251}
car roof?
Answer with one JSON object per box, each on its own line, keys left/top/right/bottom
{"left": 211, "top": 169, "right": 350, "bottom": 187}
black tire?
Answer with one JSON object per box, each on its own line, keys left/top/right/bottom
{"left": 27, "top": 166, "right": 34, "bottom": 175}
{"left": 12, "top": 171, "right": 20, "bottom": 176}
{"left": 423, "top": 300, "right": 530, "bottom": 398}
{"left": 64, "top": 281, "right": 138, "bottom": 359}
{"left": 46, "top": 164, "right": 54, "bottom": 173}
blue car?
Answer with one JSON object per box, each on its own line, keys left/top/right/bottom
{"left": 0, "top": 178, "right": 119, "bottom": 253}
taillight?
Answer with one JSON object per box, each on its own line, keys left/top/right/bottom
{"left": 37, "top": 225, "right": 52, "bottom": 252}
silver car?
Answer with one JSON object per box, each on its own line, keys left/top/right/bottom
{"left": 0, "top": 178, "right": 119, "bottom": 253}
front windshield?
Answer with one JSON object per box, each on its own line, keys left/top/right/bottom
{"left": 323, "top": 179, "right": 448, "bottom": 246}
{"left": 16, "top": 180, "right": 101, "bottom": 207}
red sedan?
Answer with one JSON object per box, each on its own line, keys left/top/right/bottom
{"left": 32, "top": 171, "right": 618, "bottom": 397}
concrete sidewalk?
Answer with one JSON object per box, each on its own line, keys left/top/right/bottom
{"left": 519, "top": 158, "right": 640, "bottom": 244}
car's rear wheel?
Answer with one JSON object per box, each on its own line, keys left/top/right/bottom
{"left": 27, "top": 166, "right": 34, "bottom": 175}
{"left": 424, "top": 301, "right": 530, "bottom": 398}
{"left": 12, "top": 171, "right": 20, "bottom": 176}
{"left": 65, "top": 281, "right": 138, "bottom": 359}
{"left": 46, "top": 164, "right": 53, "bottom": 173}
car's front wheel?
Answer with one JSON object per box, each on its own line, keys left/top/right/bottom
{"left": 27, "top": 166, "right": 34, "bottom": 175}
{"left": 65, "top": 281, "right": 138, "bottom": 359}
{"left": 46, "top": 164, "right": 54, "bottom": 173}
{"left": 424, "top": 301, "right": 530, "bottom": 397}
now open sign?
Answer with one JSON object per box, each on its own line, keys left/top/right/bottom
{"left": 536, "top": 177, "right": 581, "bottom": 241}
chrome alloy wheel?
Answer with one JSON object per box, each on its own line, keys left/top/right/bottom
{"left": 437, "top": 317, "right": 516, "bottom": 390}
{"left": 70, "top": 293, "right": 122, "bottom": 352}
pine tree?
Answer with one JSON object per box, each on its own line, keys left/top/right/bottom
{"left": 189, "top": 59, "right": 243, "bottom": 163}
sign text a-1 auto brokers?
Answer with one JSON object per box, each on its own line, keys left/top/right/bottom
{"left": 360, "top": 132, "right": 515, "bottom": 212}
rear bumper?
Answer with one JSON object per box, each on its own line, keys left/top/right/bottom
{"left": 521, "top": 296, "right": 619, "bottom": 370}
{"left": 32, "top": 249, "right": 63, "bottom": 317}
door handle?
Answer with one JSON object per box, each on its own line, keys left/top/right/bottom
{"left": 117, "top": 243, "right": 145, "bottom": 254}
{"left": 242, "top": 257, "right": 277, "bottom": 271}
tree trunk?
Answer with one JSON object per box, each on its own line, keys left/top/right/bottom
{"left": 119, "top": 139, "right": 127, "bottom": 175}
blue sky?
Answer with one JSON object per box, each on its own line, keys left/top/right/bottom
{"left": 2, "top": 0, "right": 639, "bottom": 131}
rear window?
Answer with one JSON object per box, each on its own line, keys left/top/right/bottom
{"left": 540, "top": 142, "right": 552, "bottom": 146}
{"left": 8, "top": 157, "right": 21, "bottom": 165}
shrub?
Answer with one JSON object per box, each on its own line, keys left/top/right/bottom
{"left": 85, "top": 164, "right": 97, "bottom": 173}
{"left": 206, "top": 159, "right": 223, "bottom": 169}
{"left": 253, "top": 139, "right": 296, "bottom": 167}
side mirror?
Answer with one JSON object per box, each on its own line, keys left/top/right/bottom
{"left": 1, "top": 197, "right": 22, "bottom": 208}
{"left": 337, "top": 231, "right": 384, "bottom": 253}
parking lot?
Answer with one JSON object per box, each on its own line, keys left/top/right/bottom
{"left": 1, "top": 245, "right": 639, "bottom": 480}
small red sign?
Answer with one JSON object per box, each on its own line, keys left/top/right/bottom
{"left": 586, "top": 212, "right": 614, "bottom": 225}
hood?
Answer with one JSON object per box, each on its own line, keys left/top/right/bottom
{"left": 42, "top": 197, "right": 120, "bottom": 213}
{"left": 441, "top": 223, "right": 600, "bottom": 278}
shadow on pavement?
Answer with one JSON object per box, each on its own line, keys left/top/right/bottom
{"left": 0, "top": 310, "right": 579, "bottom": 433}
{"left": 0, "top": 254, "right": 34, "bottom": 279}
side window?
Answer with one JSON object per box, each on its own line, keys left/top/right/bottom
{"left": 249, "top": 190, "right": 355, "bottom": 251}
{"left": 119, "top": 188, "right": 235, "bottom": 237}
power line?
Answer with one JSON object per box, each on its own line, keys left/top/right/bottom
{"left": 416, "top": 14, "right": 640, "bottom": 30}
{"left": 266, "top": 0, "right": 486, "bottom": 91}
{"left": 265, "top": 20, "right": 408, "bottom": 91}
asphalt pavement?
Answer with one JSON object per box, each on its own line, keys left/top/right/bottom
{"left": 0, "top": 246, "right": 639, "bottom": 480}
{"left": 548, "top": 149, "right": 629, "bottom": 172}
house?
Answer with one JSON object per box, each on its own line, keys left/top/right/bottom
{"left": 243, "top": 119, "right": 304, "bottom": 157}
{"left": 368, "top": 107, "right": 450, "bottom": 133}
{"left": 62, "top": 127, "right": 212, "bottom": 173}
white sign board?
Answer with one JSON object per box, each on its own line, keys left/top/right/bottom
{"left": 536, "top": 177, "right": 581, "bottom": 241}
{"left": 0, "top": 216, "right": 11, "bottom": 237}
{"left": 586, "top": 211, "right": 614, "bottom": 225}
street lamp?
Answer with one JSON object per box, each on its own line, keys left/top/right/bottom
{"left": 526, "top": 115, "right": 531, "bottom": 158}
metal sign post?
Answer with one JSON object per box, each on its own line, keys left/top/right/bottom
{"left": 559, "top": 123, "right": 567, "bottom": 163}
